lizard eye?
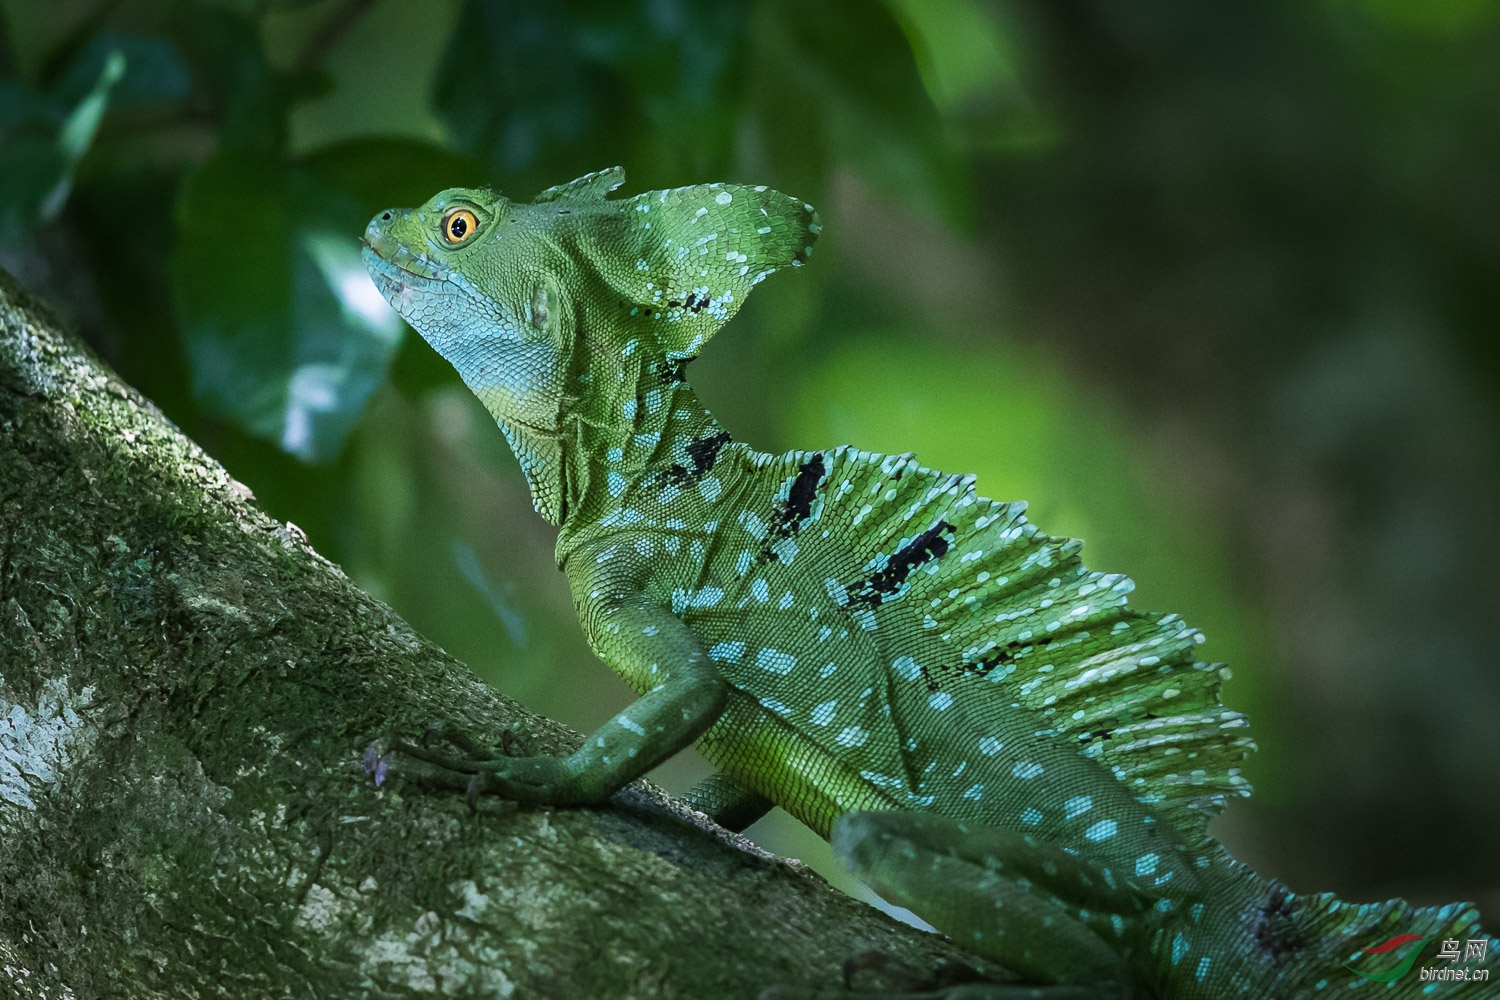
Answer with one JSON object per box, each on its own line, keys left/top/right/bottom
{"left": 442, "top": 208, "right": 479, "bottom": 245}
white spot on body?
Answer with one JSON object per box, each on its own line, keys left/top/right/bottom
{"left": 836, "top": 726, "right": 869, "bottom": 748}
{"left": 1084, "top": 819, "right": 1118, "bottom": 842}
{"left": 690, "top": 587, "right": 723, "bottom": 608}
{"left": 741, "top": 512, "right": 768, "bottom": 540}
{"left": 708, "top": 641, "right": 745, "bottom": 663}
{"left": 755, "top": 648, "right": 797, "bottom": 675}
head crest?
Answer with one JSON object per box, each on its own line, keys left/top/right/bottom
{"left": 551, "top": 170, "right": 820, "bottom": 361}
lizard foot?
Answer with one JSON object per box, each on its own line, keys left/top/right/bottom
{"left": 410, "top": 720, "right": 527, "bottom": 761}
{"left": 368, "top": 722, "right": 591, "bottom": 806}
{"left": 363, "top": 722, "right": 528, "bottom": 808}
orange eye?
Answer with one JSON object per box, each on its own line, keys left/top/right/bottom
{"left": 442, "top": 208, "right": 479, "bottom": 244}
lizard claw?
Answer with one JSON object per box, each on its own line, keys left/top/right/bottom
{"left": 370, "top": 724, "right": 575, "bottom": 805}
{"left": 418, "top": 720, "right": 509, "bottom": 760}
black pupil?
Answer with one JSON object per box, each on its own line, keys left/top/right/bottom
{"left": 449, "top": 215, "right": 468, "bottom": 239}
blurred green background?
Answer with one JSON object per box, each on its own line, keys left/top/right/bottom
{"left": 3, "top": 0, "right": 1497, "bottom": 921}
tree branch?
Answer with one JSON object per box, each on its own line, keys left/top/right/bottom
{"left": 0, "top": 269, "right": 998, "bottom": 998}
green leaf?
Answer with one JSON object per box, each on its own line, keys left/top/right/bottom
{"left": 433, "top": 0, "right": 748, "bottom": 190}
{"left": 882, "top": 0, "right": 1058, "bottom": 153}
{"left": 433, "top": 0, "right": 596, "bottom": 183}
{"left": 745, "top": 0, "right": 972, "bottom": 225}
{"left": 171, "top": 140, "right": 481, "bottom": 461}
{"left": 54, "top": 32, "right": 191, "bottom": 109}
{"left": 0, "top": 134, "right": 66, "bottom": 234}
{"left": 0, "top": 44, "right": 126, "bottom": 230}
{"left": 174, "top": 5, "right": 287, "bottom": 153}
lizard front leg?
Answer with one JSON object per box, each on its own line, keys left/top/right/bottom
{"left": 396, "top": 589, "right": 728, "bottom": 806}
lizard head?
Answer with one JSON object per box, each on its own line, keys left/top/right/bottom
{"left": 362, "top": 184, "right": 569, "bottom": 439}
{"left": 362, "top": 166, "right": 819, "bottom": 521}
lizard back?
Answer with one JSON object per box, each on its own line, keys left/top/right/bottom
{"left": 563, "top": 433, "right": 1494, "bottom": 998}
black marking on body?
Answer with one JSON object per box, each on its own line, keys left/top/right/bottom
{"left": 921, "top": 646, "right": 1017, "bottom": 690}
{"left": 848, "top": 521, "right": 955, "bottom": 609}
{"left": 943, "top": 634, "right": 1057, "bottom": 677}
{"left": 664, "top": 431, "right": 732, "bottom": 488}
{"left": 657, "top": 358, "right": 688, "bottom": 386}
{"left": 1252, "top": 881, "right": 1306, "bottom": 968}
{"left": 763, "top": 454, "right": 826, "bottom": 560}
{"left": 666, "top": 292, "right": 712, "bottom": 314}
{"left": 917, "top": 620, "right": 1069, "bottom": 689}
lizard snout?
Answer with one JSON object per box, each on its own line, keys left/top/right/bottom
{"left": 365, "top": 209, "right": 399, "bottom": 243}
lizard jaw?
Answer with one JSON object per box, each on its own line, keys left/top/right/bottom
{"left": 360, "top": 243, "right": 466, "bottom": 324}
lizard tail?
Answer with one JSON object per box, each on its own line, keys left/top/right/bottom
{"left": 1178, "top": 854, "right": 1499, "bottom": 998}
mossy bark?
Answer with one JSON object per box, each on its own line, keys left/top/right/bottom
{"left": 0, "top": 270, "right": 997, "bottom": 999}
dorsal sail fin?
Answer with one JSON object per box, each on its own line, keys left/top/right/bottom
{"left": 531, "top": 166, "right": 627, "bottom": 204}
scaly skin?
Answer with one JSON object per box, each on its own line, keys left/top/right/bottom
{"left": 361, "top": 168, "right": 1496, "bottom": 999}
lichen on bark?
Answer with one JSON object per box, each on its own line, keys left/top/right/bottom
{"left": 0, "top": 270, "right": 1000, "bottom": 999}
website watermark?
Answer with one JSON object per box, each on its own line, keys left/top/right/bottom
{"left": 1347, "top": 933, "right": 1492, "bottom": 985}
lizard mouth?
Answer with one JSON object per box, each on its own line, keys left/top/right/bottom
{"left": 361, "top": 242, "right": 469, "bottom": 324}
{"left": 361, "top": 242, "right": 446, "bottom": 288}
{"left": 360, "top": 242, "right": 509, "bottom": 354}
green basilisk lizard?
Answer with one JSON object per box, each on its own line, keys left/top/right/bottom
{"left": 360, "top": 167, "right": 1495, "bottom": 999}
